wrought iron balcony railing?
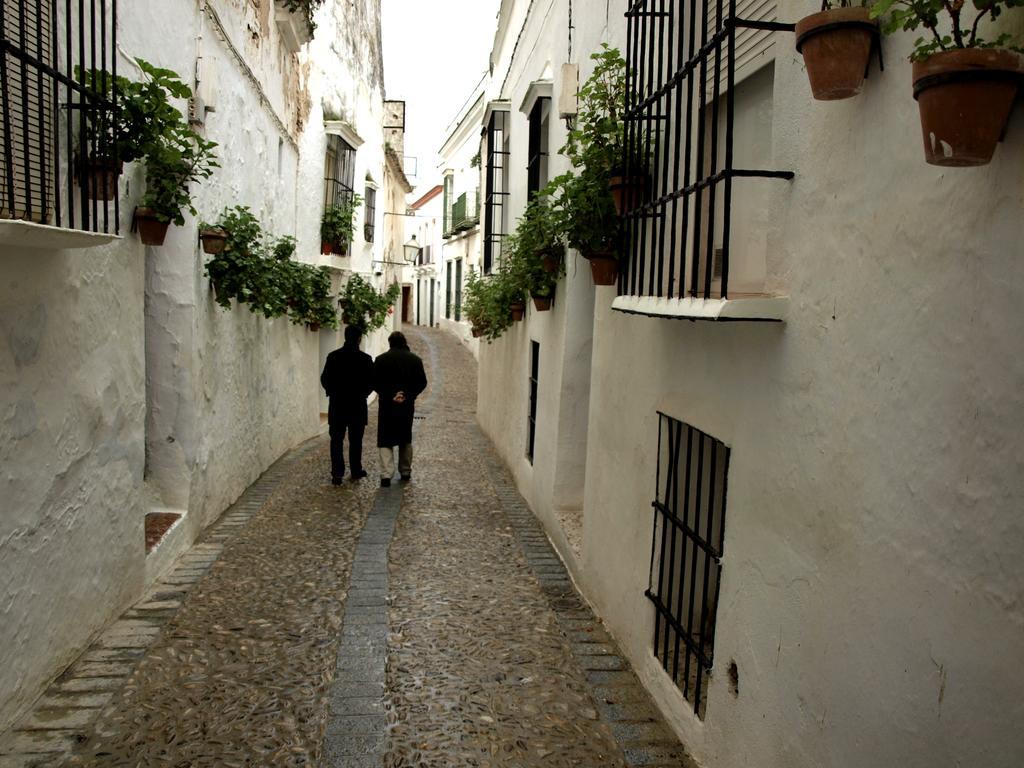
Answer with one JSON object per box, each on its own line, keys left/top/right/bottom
{"left": 450, "top": 189, "right": 479, "bottom": 233}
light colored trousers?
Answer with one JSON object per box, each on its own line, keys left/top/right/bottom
{"left": 379, "top": 444, "right": 413, "bottom": 478}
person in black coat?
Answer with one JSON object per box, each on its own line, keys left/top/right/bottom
{"left": 321, "top": 325, "right": 374, "bottom": 484}
{"left": 373, "top": 331, "right": 427, "bottom": 487}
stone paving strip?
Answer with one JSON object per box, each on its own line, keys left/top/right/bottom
{"left": 322, "top": 485, "right": 402, "bottom": 768}
{"left": 0, "top": 437, "right": 324, "bottom": 768}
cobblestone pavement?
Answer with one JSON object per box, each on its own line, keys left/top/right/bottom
{"left": 0, "top": 326, "right": 693, "bottom": 768}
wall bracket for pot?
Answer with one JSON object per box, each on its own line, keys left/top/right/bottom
{"left": 796, "top": 16, "right": 884, "bottom": 79}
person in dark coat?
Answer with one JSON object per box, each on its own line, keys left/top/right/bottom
{"left": 373, "top": 331, "right": 427, "bottom": 487}
{"left": 321, "top": 325, "right": 374, "bottom": 484}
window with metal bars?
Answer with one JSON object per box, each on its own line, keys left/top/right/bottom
{"left": 622, "top": 0, "right": 793, "bottom": 303}
{"left": 442, "top": 173, "right": 453, "bottom": 238}
{"left": 363, "top": 185, "right": 376, "bottom": 242}
{"left": 445, "top": 263, "right": 452, "bottom": 319}
{"left": 324, "top": 134, "right": 355, "bottom": 211}
{"left": 482, "top": 108, "right": 509, "bottom": 275}
{"left": 646, "top": 413, "right": 729, "bottom": 719}
{"left": 454, "top": 257, "right": 463, "bottom": 321}
{"left": 526, "top": 97, "right": 550, "bottom": 197}
{"left": 1, "top": 0, "right": 118, "bottom": 233}
{"left": 527, "top": 341, "right": 539, "bottom": 463}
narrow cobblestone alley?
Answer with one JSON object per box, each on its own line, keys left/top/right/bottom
{"left": 1, "top": 329, "right": 691, "bottom": 768}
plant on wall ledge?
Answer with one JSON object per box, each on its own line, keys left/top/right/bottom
{"left": 339, "top": 274, "right": 400, "bottom": 333}
{"left": 321, "top": 194, "right": 363, "bottom": 255}
{"left": 871, "top": 0, "right": 1023, "bottom": 165}
{"left": 279, "top": 0, "right": 324, "bottom": 33}
{"left": 795, "top": 1, "right": 881, "bottom": 100}
{"left": 134, "top": 131, "right": 218, "bottom": 246}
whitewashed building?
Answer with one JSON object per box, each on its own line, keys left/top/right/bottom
{"left": 472, "top": 1, "right": 1024, "bottom": 767}
{"left": 0, "top": 0, "right": 396, "bottom": 731}
{"left": 437, "top": 86, "right": 486, "bottom": 354}
{"left": 407, "top": 184, "right": 443, "bottom": 328}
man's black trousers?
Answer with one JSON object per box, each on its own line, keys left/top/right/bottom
{"left": 329, "top": 418, "right": 365, "bottom": 480}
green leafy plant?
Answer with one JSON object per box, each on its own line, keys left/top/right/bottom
{"left": 871, "top": 0, "right": 1024, "bottom": 60}
{"left": 272, "top": 235, "right": 297, "bottom": 261}
{"left": 339, "top": 274, "right": 400, "bottom": 333}
{"left": 140, "top": 130, "right": 218, "bottom": 224}
{"left": 470, "top": 150, "right": 482, "bottom": 168}
{"left": 320, "top": 194, "right": 364, "bottom": 248}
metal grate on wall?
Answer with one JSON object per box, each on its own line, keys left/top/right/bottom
{"left": 482, "top": 108, "right": 509, "bottom": 275}
{"left": 1, "top": 0, "right": 119, "bottom": 233}
{"left": 363, "top": 185, "right": 376, "bottom": 242}
{"left": 526, "top": 97, "right": 550, "bottom": 197}
{"left": 646, "top": 412, "right": 729, "bottom": 719}
{"left": 622, "top": 0, "right": 793, "bottom": 301}
{"left": 527, "top": 341, "right": 539, "bottom": 463}
{"left": 324, "top": 134, "right": 356, "bottom": 211}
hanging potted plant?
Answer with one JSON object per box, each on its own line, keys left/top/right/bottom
{"left": 134, "top": 129, "right": 218, "bottom": 246}
{"left": 320, "top": 193, "right": 363, "bottom": 255}
{"left": 198, "top": 221, "right": 228, "bottom": 254}
{"left": 795, "top": 1, "right": 880, "bottom": 100}
{"left": 76, "top": 59, "right": 200, "bottom": 201}
{"left": 872, "top": 0, "right": 1023, "bottom": 165}
{"left": 548, "top": 166, "right": 620, "bottom": 286}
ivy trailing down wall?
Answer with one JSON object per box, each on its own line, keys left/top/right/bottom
{"left": 204, "top": 206, "right": 338, "bottom": 330}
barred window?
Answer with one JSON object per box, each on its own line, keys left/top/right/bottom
{"left": 646, "top": 413, "right": 729, "bottom": 719}
{"left": 622, "top": 0, "right": 793, "bottom": 305}
{"left": 445, "top": 263, "right": 452, "bottom": 319}
{"left": 1, "top": 0, "right": 119, "bottom": 233}
{"left": 454, "top": 257, "right": 463, "bottom": 321}
{"left": 482, "top": 107, "right": 509, "bottom": 275}
{"left": 363, "top": 185, "right": 376, "bottom": 242}
{"left": 324, "top": 134, "right": 355, "bottom": 210}
{"left": 527, "top": 341, "right": 540, "bottom": 463}
{"left": 526, "top": 97, "right": 550, "bottom": 197}
{"left": 442, "top": 172, "right": 453, "bottom": 237}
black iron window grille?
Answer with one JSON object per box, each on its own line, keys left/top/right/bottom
{"left": 482, "top": 108, "right": 509, "bottom": 275}
{"left": 1, "top": 0, "right": 119, "bottom": 233}
{"left": 445, "top": 263, "right": 452, "bottom": 319}
{"left": 646, "top": 412, "right": 729, "bottom": 719}
{"left": 527, "top": 341, "right": 539, "bottom": 463}
{"left": 454, "top": 257, "right": 462, "bottom": 321}
{"left": 324, "top": 134, "right": 355, "bottom": 211}
{"left": 442, "top": 173, "right": 452, "bottom": 238}
{"left": 526, "top": 97, "right": 550, "bottom": 197}
{"left": 623, "top": 0, "right": 793, "bottom": 301}
{"left": 363, "top": 185, "right": 376, "bottom": 242}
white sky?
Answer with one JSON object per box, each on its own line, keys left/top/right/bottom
{"left": 381, "top": 0, "right": 501, "bottom": 196}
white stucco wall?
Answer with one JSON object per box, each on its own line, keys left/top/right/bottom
{"left": 0, "top": 0, "right": 386, "bottom": 731}
{"left": 477, "top": 0, "right": 1024, "bottom": 766}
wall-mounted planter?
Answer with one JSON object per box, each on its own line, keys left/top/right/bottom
{"left": 912, "top": 48, "right": 1022, "bottom": 166}
{"left": 608, "top": 174, "right": 647, "bottom": 215}
{"left": 583, "top": 249, "right": 619, "bottom": 286}
{"left": 471, "top": 327, "right": 483, "bottom": 338}
{"left": 531, "top": 291, "right": 554, "bottom": 311}
{"left": 307, "top": 322, "right": 321, "bottom": 332}
{"left": 510, "top": 301, "right": 525, "bottom": 321}
{"left": 321, "top": 240, "right": 333, "bottom": 255}
{"left": 134, "top": 207, "right": 169, "bottom": 246}
{"left": 332, "top": 242, "right": 348, "bottom": 256}
{"left": 199, "top": 227, "right": 227, "bottom": 254}
{"left": 83, "top": 157, "right": 121, "bottom": 201}
{"left": 541, "top": 246, "right": 564, "bottom": 274}
{"left": 795, "top": 7, "right": 878, "bottom": 100}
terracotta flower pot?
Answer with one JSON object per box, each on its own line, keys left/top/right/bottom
{"left": 531, "top": 292, "right": 553, "bottom": 311}
{"left": 332, "top": 241, "right": 349, "bottom": 256}
{"left": 200, "top": 228, "right": 228, "bottom": 255}
{"left": 84, "top": 157, "right": 122, "bottom": 201}
{"left": 307, "top": 323, "right": 320, "bottom": 332}
{"left": 795, "top": 7, "right": 877, "bottom": 100}
{"left": 542, "top": 250, "right": 563, "bottom": 273}
{"left": 471, "top": 327, "right": 483, "bottom": 338}
{"left": 912, "top": 48, "right": 1023, "bottom": 167}
{"left": 134, "top": 207, "right": 170, "bottom": 246}
{"left": 583, "top": 249, "right": 619, "bottom": 286}
{"left": 510, "top": 301, "right": 525, "bottom": 321}
{"left": 608, "top": 174, "right": 647, "bottom": 215}
{"left": 321, "top": 241, "right": 333, "bottom": 255}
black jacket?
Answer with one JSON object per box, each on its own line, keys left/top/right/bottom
{"left": 321, "top": 343, "right": 374, "bottom": 425}
{"left": 372, "top": 346, "right": 428, "bottom": 447}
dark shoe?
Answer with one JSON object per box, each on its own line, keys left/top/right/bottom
{"left": 380, "top": 478, "right": 391, "bottom": 488}
{"left": 351, "top": 470, "right": 368, "bottom": 481}
{"left": 400, "top": 474, "right": 411, "bottom": 482}
{"left": 331, "top": 476, "right": 344, "bottom": 486}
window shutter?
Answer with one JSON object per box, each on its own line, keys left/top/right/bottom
{"left": 704, "top": 0, "right": 777, "bottom": 89}
{"left": 0, "top": 0, "right": 56, "bottom": 224}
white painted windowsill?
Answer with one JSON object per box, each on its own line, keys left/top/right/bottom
{"left": 0, "top": 219, "right": 121, "bottom": 250}
{"left": 612, "top": 294, "right": 789, "bottom": 322}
